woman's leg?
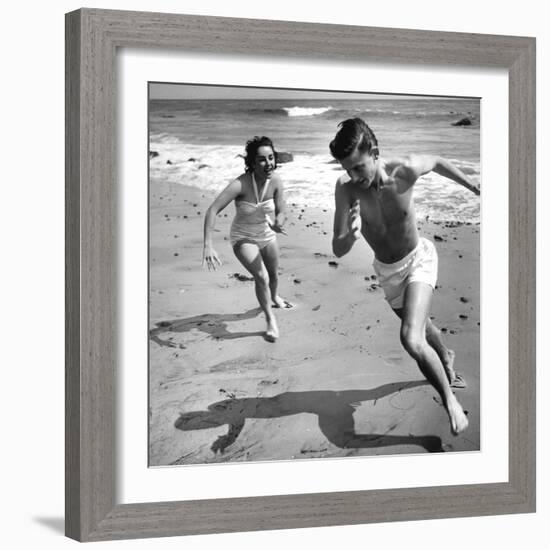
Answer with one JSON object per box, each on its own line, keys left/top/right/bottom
{"left": 260, "top": 239, "right": 292, "bottom": 308}
{"left": 233, "top": 241, "right": 278, "bottom": 341}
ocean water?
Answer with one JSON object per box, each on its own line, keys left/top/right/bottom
{"left": 149, "top": 98, "right": 480, "bottom": 223}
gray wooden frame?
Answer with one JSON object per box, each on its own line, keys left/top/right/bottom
{"left": 65, "top": 8, "right": 536, "bottom": 542}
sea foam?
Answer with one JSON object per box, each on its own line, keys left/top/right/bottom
{"left": 149, "top": 139, "right": 480, "bottom": 223}
{"left": 284, "top": 106, "right": 333, "bottom": 117}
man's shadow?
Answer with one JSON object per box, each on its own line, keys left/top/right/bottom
{"left": 150, "top": 307, "right": 264, "bottom": 347}
{"left": 175, "top": 380, "right": 444, "bottom": 454}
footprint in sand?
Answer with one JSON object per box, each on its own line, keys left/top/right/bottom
{"left": 388, "top": 389, "right": 422, "bottom": 411}
{"left": 384, "top": 353, "right": 405, "bottom": 368}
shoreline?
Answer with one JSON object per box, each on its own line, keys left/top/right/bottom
{"left": 149, "top": 144, "right": 481, "bottom": 224}
{"left": 149, "top": 180, "right": 480, "bottom": 466}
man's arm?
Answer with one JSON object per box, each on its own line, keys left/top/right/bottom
{"left": 395, "top": 154, "right": 480, "bottom": 195}
{"left": 332, "top": 180, "right": 361, "bottom": 257}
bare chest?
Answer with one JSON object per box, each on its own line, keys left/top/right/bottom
{"left": 354, "top": 183, "right": 414, "bottom": 235}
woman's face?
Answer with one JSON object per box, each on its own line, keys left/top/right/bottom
{"left": 253, "top": 146, "right": 276, "bottom": 179}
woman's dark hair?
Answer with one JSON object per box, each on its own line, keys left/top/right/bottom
{"left": 329, "top": 118, "right": 379, "bottom": 161}
{"left": 244, "top": 136, "right": 277, "bottom": 172}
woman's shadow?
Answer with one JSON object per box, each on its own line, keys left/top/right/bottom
{"left": 150, "top": 307, "right": 264, "bottom": 347}
{"left": 174, "top": 380, "right": 444, "bottom": 455}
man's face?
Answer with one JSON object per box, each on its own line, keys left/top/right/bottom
{"left": 340, "top": 147, "right": 377, "bottom": 189}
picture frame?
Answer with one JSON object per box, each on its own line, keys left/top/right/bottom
{"left": 65, "top": 8, "right": 536, "bottom": 542}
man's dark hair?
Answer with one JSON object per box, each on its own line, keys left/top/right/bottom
{"left": 244, "top": 136, "right": 277, "bottom": 172}
{"left": 329, "top": 118, "right": 379, "bottom": 161}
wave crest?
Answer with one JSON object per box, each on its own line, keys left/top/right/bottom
{"left": 284, "top": 106, "right": 333, "bottom": 117}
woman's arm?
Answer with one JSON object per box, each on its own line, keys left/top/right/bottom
{"left": 203, "top": 179, "right": 241, "bottom": 270}
{"left": 271, "top": 174, "right": 287, "bottom": 233}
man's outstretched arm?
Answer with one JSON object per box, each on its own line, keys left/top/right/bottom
{"left": 431, "top": 157, "right": 480, "bottom": 195}
{"left": 397, "top": 155, "right": 480, "bottom": 195}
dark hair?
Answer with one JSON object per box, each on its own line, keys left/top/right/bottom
{"left": 244, "top": 136, "right": 277, "bottom": 172}
{"left": 329, "top": 118, "right": 379, "bottom": 160}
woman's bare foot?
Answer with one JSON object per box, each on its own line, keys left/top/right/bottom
{"left": 443, "top": 350, "right": 467, "bottom": 389}
{"left": 265, "top": 316, "right": 279, "bottom": 342}
{"left": 272, "top": 295, "right": 293, "bottom": 309}
{"left": 446, "top": 393, "right": 469, "bottom": 435}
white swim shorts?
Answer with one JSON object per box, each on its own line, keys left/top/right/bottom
{"left": 372, "top": 237, "right": 438, "bottom": 309}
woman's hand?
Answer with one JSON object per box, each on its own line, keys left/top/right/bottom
{"left": 202, "top": 245, "right": 222, "bottom": 270}
{"left": 269, "top": 213, "right": 287, "bottom": 235}
{"left": 269, "top": 222, "right": 287, "bottom": 235}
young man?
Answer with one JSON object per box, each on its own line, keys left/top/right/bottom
{"left": 330, "top": 118, "right": 480, "bottom": 435}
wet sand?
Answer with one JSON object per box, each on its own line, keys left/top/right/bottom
{"left": 148, "top": 180, "right": 480, "bottom": 466}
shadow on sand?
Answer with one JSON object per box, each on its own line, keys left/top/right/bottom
{"left": 150, "top": 307, "right": 265, "bottom": 347}
{"left": 175, "top": 380, "right": 444, "bottom": 456}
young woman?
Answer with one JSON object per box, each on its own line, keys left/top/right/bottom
{"left": 203, "top": 136, "right": 291, "bottom": 342}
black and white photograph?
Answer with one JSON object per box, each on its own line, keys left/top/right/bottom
{"left": 6, "top": 0, "right": 544, "bottom": 546}
{"left": 148, "top": 83, "right": 481, "bottom": 467}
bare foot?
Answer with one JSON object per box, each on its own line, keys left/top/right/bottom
{"left": 443, "top": 350, "right": 467, "bottom": 389}
{"left": 265, "top": 317, "right": 279, "bottom": 342}
{"left": 272, "top": 295, "right": 293, "bottom": 309}
{"left": 446, "top": 393, "right": 469, "bottom": 435}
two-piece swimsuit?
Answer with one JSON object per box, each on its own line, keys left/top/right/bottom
{"left": 229, "top": 174, "right": 276, "bottom": 249}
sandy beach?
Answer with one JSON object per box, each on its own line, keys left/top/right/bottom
{"left": 148, "top": 180, "right": 480, "bottom": 467}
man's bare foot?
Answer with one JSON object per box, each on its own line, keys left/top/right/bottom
{"left": 265, "top": 317, "right": 279, "bottom": 342}
{"left": 272, "top": 295, "right": 293, "bottom": 309}
{"left": 446, "top": 393, "right": 469, "bottom": 435}
{"left": 443, "top": 350, "right": 467, "bottom": 389}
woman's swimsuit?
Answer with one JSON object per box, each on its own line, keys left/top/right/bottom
{"left": 229, "top": 175, "right": 276, "bottom": 249}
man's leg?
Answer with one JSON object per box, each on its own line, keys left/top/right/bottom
{"left": 393, "top": 310, "right": 463, "bottom": 388}
{"left": 425, "top": 319, "right": 465, "bottom": 387}
{"left": 398, "top": 281, "right": 468, "bottom": 435}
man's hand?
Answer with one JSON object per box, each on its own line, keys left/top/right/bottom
{"left": 348, "top": 200, "right": 362, "bottom": 240}
{"left": 202, "top": 245, "right": 222, "bottom": 270}
{"left": 470, "top": 182, "right": 481, "bottom": 196}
